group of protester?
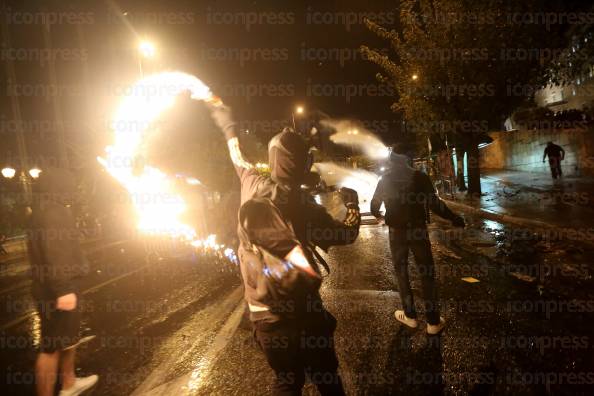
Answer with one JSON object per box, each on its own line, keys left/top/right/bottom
{"left": 28, "top": 100, "right": 466, "bottom": 395}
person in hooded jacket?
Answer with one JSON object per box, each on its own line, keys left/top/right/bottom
{"left": 28, "top": 168, "right": 98, "bottom": 396}
{"left": 207, "top": 99, "right": 360, "bottom": 396}
{"left": 371, "top": 150, "right": 465, "bottom": 335}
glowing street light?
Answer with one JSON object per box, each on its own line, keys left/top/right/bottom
{"left": 29, "top": 168, "right": 42, "bottom": 178}
{"left": 292, "top": 105, "right": 305, "bottom": 131}
{"left": 412, "top": 74, "right": 419, "bottom": 81}
{"left": 1, "top": 167, "right": 16, "bottom": 179}
{"left": 139, "top": 41, "right": 156, "bottom": 58}
{"left": 138, "top": 40, "right": 156, "bottom": 78}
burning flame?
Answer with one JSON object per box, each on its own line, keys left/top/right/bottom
{"left": 98, "top": 72, "right": 217, "bottom": 244}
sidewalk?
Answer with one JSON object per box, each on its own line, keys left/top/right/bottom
{"left": 445, "top": 169, "right": 594, "bottom": 229}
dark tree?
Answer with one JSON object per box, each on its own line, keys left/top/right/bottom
{"left": 361, "top": 0, "right": 568, "bottom": 195}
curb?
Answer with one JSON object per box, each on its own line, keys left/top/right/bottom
{"left": 443, "top": 199, "right": 555, "bottom": 229}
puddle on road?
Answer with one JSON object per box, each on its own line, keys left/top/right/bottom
{"left": 473, "top": 217, "right": 593, "bottom": 296}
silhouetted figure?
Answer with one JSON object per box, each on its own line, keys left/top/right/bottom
{"left": 28, "top": 168, "right": 98, "bottom": 396}
{"left": 371, "top": 150, "right": 465, "bottom": 335}
{"left": 543, "top": 141, "right": 565, "bottom": 179}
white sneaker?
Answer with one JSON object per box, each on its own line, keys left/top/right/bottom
{"left": 427, "top": 317, "right": 446, "bottom": 335}
{"left": 394, "top": 310, "right": 418, "bottom": 328}
{"left": 59, "top": 375, "right": 98, "bottom": 396}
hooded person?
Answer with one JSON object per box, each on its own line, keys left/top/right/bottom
{"left": 28, "top": 167, "right": 98, "bottom": 396}
{"left": 207, "top": 100, "right": 360, "bottom": 396}
{"left": 371, "top": 149, "right": 464, "bottom": 335}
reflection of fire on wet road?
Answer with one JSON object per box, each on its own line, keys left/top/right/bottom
{"left": 98, "top": 71, "right": 232, "bottom": 258}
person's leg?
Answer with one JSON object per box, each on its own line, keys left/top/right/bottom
{"left": 60, "top": 347, "right": 76, "bottom": 390}
{"left": 255, "top": 323, "right": 305, "bottom": 396}
{"left": 409, "top": 228, "right": 441, "bottom": 325}
{"left": 304, "top": 312, "right": 345, "bottom": 396}
{"left": 557, "top": 161, "right": 562, "bottom": 177}
{"left": 36, "top": 351, "right": 60, "bottom": 396}
{"left": 549, "top": 159, "right": 558, "bottom": 179}
{"left": 389, "top": 227, "right": 416, "bottom": 318}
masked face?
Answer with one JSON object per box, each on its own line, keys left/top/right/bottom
{"left": 268, "top": 131, "right": 310, "bottom": 186}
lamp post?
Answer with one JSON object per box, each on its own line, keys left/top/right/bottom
{"left": 1, "top": 167, "right": 16, "bottom": 179}
{"left": 292, "top": 105, "right": 304, "bottom": 132}
{"left": 138, "top": 40, "right": 156, "bottom": 78}
{"left": 29, "top": 168, "right": 42, "bottom": 179}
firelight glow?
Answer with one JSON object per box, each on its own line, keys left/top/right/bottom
{"left": 98, "top": 71, "right": 214, "bottom": 242}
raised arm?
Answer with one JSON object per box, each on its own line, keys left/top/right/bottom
{"left": 206, "top": 99, "right": 264, "bottom": 190}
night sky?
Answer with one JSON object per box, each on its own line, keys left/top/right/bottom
{"left": 0, "top": 0, "right": 399, "bottom": 168}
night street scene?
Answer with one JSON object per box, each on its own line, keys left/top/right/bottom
{"left": 2, "top": 0, "right": 594, "bottom": 395}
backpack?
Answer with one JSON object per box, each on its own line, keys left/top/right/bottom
{"left": 237, "top": 197, "right": 322, "bottom": 319}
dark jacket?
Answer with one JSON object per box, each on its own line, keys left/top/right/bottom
{"left": 209, "top": 103, "right": 360, "bottom": 322}
{"left": 27, "top": 168, "right": 86, "bottom": 299}
{"left": 543, "top": 144, "right": 565, "bottom": 160}
{"left": 371, "top": 168, "right": 458, "bottom": 228}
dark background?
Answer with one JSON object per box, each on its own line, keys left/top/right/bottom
{"left": 0, "top": 0, "right": 399, "bottom": 169}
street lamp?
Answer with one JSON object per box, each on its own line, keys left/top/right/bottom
{"left": 292, "top": 105, "right": 305, "bottom": 131}
{"left": 1, "top": 167, "right": 16, "bottom": 179}
{"left": 411, "top": 74, "right": 419, "bottom": 81}
{"left": 139, "top": 41, "right": 156, "bottom": 58}
{"left": 29, "top": 168, "right": 42, "bottom": 179}
{"left": 138, "top": 40, "right": 156, "bottom": 77}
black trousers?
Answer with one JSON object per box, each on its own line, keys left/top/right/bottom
{"left": 254, "top": 311, "right": 345, "bottom": 396}
{"left": 548, "top": 157, "right": 562, "bottom": 179}
{"left": 389, "top": 226, "right": 440, "bottom": 325}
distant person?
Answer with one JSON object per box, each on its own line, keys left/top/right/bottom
{"left": 371, "top": 149, "right": 465, "bottom": 335}
{"left": 543, "top": 141, "right": 565, "bottom": 179}
{"left": 28, "top": 168, "right": 98, "bottom": 396}
{"left": 0, "top": 234, "right": 8, "bottom": 255}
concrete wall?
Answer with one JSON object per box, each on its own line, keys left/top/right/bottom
{"left": 535, "top": 75, "right": 594, "bottom": 112}
{"left": 480, "top": 128, "right": 594, "bottom": 176}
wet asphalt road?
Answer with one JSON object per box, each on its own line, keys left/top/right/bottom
{"left": 2, "top": 209, "right": 594, "bottom": 395}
